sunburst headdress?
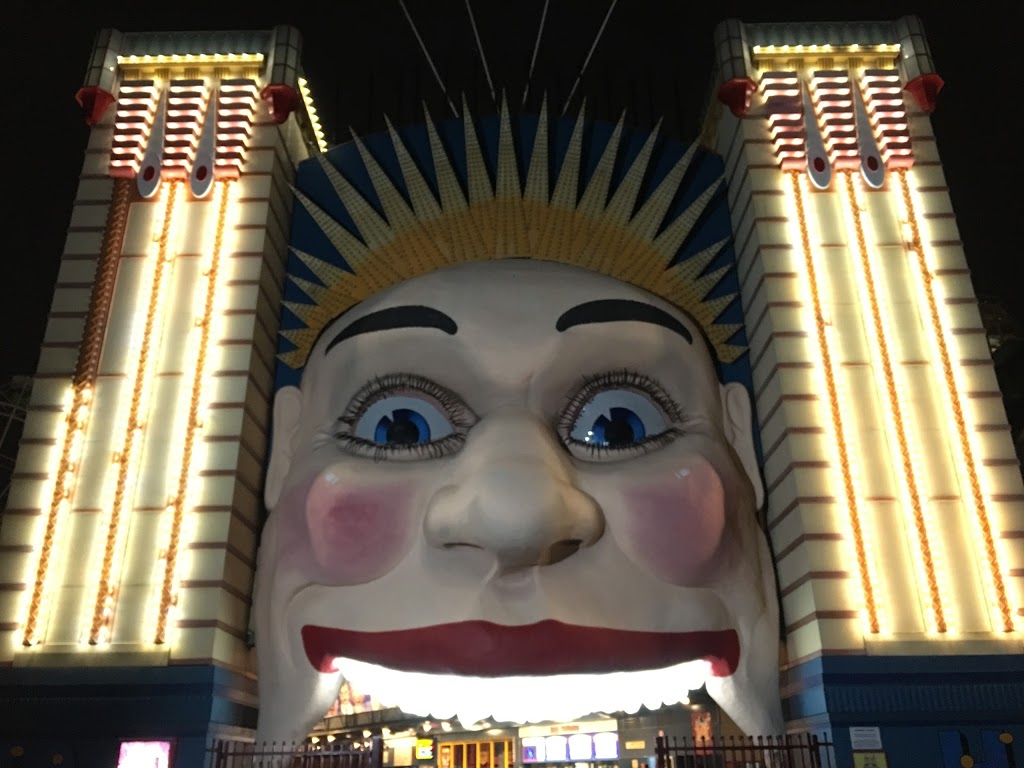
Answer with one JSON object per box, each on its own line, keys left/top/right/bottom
{"left": 279, "top": 97, "right": 742, "bottom": 371}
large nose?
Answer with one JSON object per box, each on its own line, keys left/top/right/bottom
{"left": 424, "top": 409, "right": 604, "bottom": 572}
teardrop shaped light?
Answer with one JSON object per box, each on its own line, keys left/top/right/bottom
{"left": 853, "top": 78, "right": 885, "bottom": 189}
{"left": 137, "top": 90, "right": 167, "bottom": 199}
{"left": 802, "top": 82, "right": 832, "bottom": 190}
{"left": 190, "top": 94, "right": 216, "bottom": 198}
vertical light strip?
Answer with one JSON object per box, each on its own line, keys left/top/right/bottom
{"left": 22, "top": 179, "right": 135, "bottom": 646}
{"left": 87, "top": 182, "right": 181, "bottom": 644}
{"left": 839, "top": 171, "right": 947, "bottom": 633}
{"left": 20, "top": 388, "right": 73, "bottom": 645}
{"left": 896, "top": 170, "right": 1015, "bottom": 632}
{"left": 788, "top": 171, "right": 881, "bottom": 634}
{"left": 152, "top": 180, "right": 234, "bottom": 644}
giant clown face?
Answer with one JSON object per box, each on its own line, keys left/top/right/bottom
{"left": 254, "top": 259, "right": 783, "bottom": 742}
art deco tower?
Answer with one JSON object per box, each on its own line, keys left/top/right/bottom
{"left": 708, "top": 15, "right": 1022, "bottom": 763}
{"left": 0, "top": 27, "right": 321, "bottom": 763}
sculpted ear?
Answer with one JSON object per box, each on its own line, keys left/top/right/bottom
{"left": 265, "top": 386, "right": 303, "bottom": 510}
{"left": 720, "top": 381, "right": 764, "bottom": 511}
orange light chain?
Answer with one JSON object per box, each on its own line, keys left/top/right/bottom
{"left": 789, "top": 171, "right": 880, "bottom": 633}
{"left": 22, "top": 179, "right": 134, "bottom": 646}
{"left": 897, "top": 170, "right": 1014, "bottom": 632}
{"left": 155, "top": 180, "right": 231, "bottom": 644}
{"left": 89, "top": 182, "right": 179, "bottom": 643}
{"left": 841, "top": 171, "right": 946, "bottom": 632}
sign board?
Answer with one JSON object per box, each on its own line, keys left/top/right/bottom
{"left": 853, "top": 754, "right": 888, "bottom": 768}
{"left": 416, "top": 739, "right": 435, "bottom": 760}
{"left": 850, "top": 727, "right": 883, "bottom": 751}
{"left": 117, "top": 741, "right": 173, "bottom": 768}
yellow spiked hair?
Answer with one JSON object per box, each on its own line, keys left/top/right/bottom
{"left": 280, "top": 98, "right": 742, "bottom": 370}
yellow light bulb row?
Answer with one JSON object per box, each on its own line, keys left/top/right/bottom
{"left": 153, "top": 180, "right": 235, "bottom": 644}
{"left": 19, "top": 387, "right": 76, "bottom": 645}
{"left": 752, "top": 43, "right": 901, "bottom": 54}
{"left": 143, "top": 207, "right": 210, "bottom": 641}
{"left": 895, "top": 170, "right": 1016, "bottom": 632}
{"left": 823, "top": 318, "right": 888, "bottom": 633}
{"left": 788, "top": 171, "right": 882, "bottom": 633}
{"left": 22, "top": 179, "right": 135, "bottom": 646}
{"left": 117, "top": 53, "right": 264, "bottom": 65}
{"left": 84, "top": 182, "right": 182, "bottom": 644}
{"left": 297, "top": 77, "right": 328, "bottom": 153}
{"left": 838, "top": 171, "right": 948, "bottom": 633}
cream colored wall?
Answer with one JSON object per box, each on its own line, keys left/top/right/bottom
{"left": 0, "top": 90, "right": 311, "bottom": 673}
{"left": 171, "top": 114, "right": 309, "bottom": 672}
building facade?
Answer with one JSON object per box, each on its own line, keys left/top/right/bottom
{"left": 0, "top": 17, "right": 1020, "bottom": 768}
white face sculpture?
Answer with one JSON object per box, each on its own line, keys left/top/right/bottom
{"left": 254, "top": 260, "right": 782, "bottom": 741}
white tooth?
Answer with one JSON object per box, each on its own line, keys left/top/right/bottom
{"left": 704, "top": 532, "right": 785, "bottom": 734}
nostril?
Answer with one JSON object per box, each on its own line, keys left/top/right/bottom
{"left": 443, "top": 542, "right": 483, "bottom": 550}
{"left": 547, "top": 538, "right": 583, "bottom": 564}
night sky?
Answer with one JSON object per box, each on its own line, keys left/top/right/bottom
{"left": 3, "top": 1, "right": 1019, "bottom": 375}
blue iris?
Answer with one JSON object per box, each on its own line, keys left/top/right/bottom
{"left": 588, "top": 406, "right": 646, "bottom": 447}
{"left": 373, "top": 408, "right": 431, "bottom": 445}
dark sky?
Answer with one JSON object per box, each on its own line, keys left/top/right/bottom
{"left": 2, "top": 1, "right": 1019, "bottom": 375}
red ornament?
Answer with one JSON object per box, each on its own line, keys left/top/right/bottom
{"left": 904, "top": 73, "right": 944, "bottom": 114}
{"left": 75, "top": 86, "right": 115, "bottom": 127}
{"left": 717, "top": 77, "right": 757, "bottom": 118}
{"left": 261, "top": 83, "right": 302, "bottom": 124}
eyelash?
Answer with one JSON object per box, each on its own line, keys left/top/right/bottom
{"left": 334, "top": 374, "right": 474, "bottom": 460}
{"left": 333, "top": 370, "right": 687, "bottom": 462}
{"left": 558, "top": 369, "right": 688, "bottom": 458}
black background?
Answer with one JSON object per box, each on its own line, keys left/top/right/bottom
{"left": 2, "top": 1, "right": 1019, "bottom": 375}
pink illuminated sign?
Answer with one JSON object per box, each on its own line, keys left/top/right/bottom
{"left": 117, "top": 741, "right": 173, "bottom": 768}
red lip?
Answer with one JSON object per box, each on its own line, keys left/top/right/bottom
{"left": 301, "top": 620, "right": 738, "bottom": 677}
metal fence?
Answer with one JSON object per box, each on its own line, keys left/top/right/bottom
{"left": 655, "top": 732, "right": 836, "bottom": 768}
{"left": 207, "top": 737, "right": 383, "bottom": 768}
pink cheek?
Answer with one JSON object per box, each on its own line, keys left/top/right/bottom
{"left": 302, "top": 473, "right": 415, "bottom": 585}
{"left": 622, "top": 457, "right": 726, "bottom": 585}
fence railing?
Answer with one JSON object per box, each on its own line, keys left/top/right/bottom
{"left": 655, "top": 732, "right": 836, "bottom": 768}
{"left": 207, "top": 737, "right": 384, "bottom": 768}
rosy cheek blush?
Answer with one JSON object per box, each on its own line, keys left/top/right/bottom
{"left": 621, "top": 456, "right": 726, "bottom": 585}
{"left": 302, "top": 470, "right": 416, "bottom": 585}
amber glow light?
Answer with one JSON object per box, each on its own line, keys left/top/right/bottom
{"left": 787, "top": 171, "right": 882, "bottom": 634}
{"left": 22, "top": 179, "right": 135, "bottom": 646}
{"left": 298, "top": 77, "right": 328, "bottom": 153}
{"left": 117, "top": 53, "right": 264, "bottom": 65}
{"left": 895, "top": 170, "right": 1017, "bottom": 632}
{"left": 83, "top": 183, "right": 182, "bottom": 644}
{"left": 838, "top": 171, "right": 949, "bottom": 634}
{"left": 150, "top": 180, "right": 236, "bottom": 644}
{"left": 19, "top": 387, "right": 76, "bottom": 645}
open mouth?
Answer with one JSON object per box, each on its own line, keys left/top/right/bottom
{"left": 301, "top": 620, "right": 739, "bottom": 677}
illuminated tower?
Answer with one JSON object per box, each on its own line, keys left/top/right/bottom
{"left": 0, "top": 28, "right": 324, "bottom": 763}
{"left": 709, "top": 16, "right": 1022, "bottom": 763}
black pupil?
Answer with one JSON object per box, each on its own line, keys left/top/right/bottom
{"left": 604, "top": 418, "right": 635, "bottom": 447}
{"left": 387, "top": 416, "right": 420, "bottom": 444}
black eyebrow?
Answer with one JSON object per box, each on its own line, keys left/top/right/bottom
{"left": 555, "top": 299, "right": 693, "bottom": 344}
{"left": 324, "top": 305, "right": 457, "bottom": 355}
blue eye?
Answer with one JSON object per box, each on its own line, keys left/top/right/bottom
{"left": 353, "top": 396, "right": 454, "bottom": 447}
{"left": 569, "top": 389, "right": 668, "bottom": 449}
